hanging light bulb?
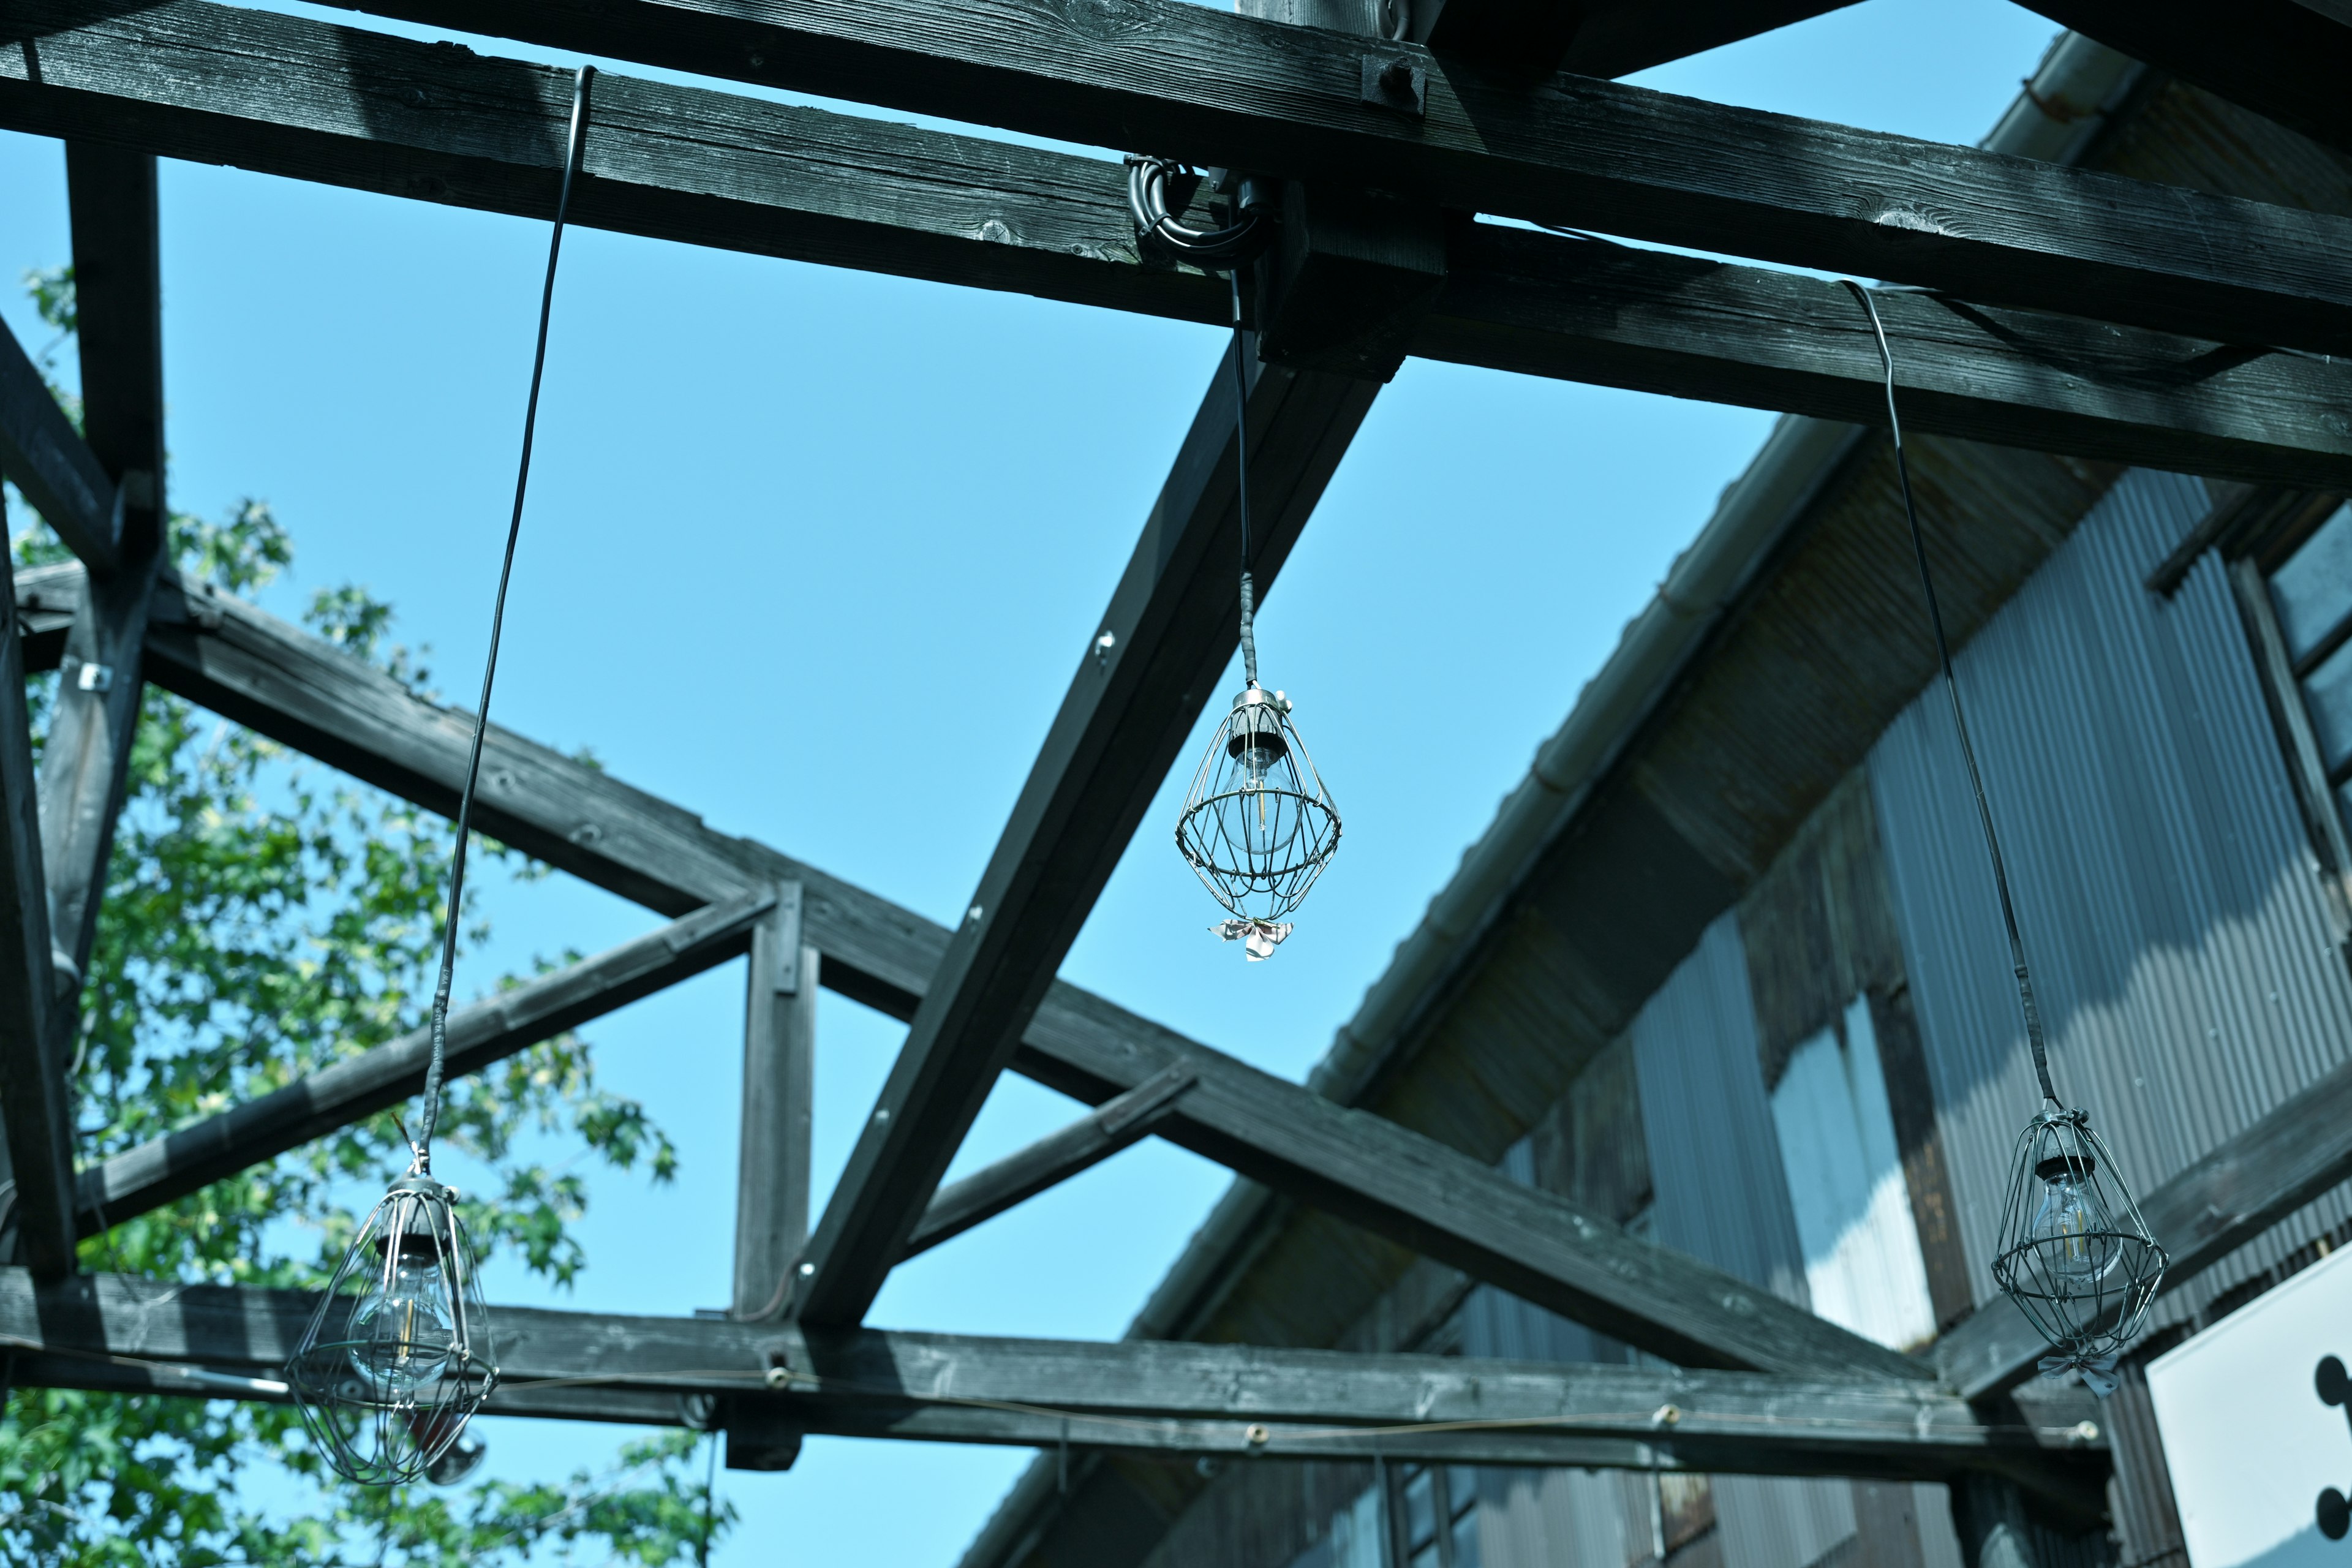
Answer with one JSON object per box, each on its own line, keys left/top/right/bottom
{"left": 287, "top": 1175, "right": 497, "bottom": 1485}
{"left": 1842, "top": 282, "right": 2163, "bottom": 1395}
{"left": 287, "top": 64, "right": 598, "bottom": 1481}
{"left": 1170, "top": 255, "right": 1340, "bottom": 960}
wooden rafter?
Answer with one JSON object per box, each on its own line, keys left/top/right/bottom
{"left": 791, "top": 341, "right": 1374, "bottom": 1327}
{"left": 0, "top": 1267, "right": 2102, "bottom": 1490}
{"left": 75, "top": 891, "right": 782, "bottom": 1237}
{"left": 11, "top": 5, "right": 2352, "bottom": 488}
{"left": 300, "top": 0, "right": 2352, "bottom": 352}
{"left": 13, "top": 562, "right": 1929, "bottom": 1379}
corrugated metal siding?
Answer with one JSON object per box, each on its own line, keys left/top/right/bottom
{"left": 1629, "top": 916, "right": 1859, "bottom": 1568}
{"left": 1868, "top": 467, "right": 2352, "bottom": 1333}
{"left": 1633, "top": 914, "right": 1809, "bottom": 1310}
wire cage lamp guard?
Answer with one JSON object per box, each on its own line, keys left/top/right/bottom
{"left": 1844, "top": 282, "right": 2165, "bottom": 1394}
{"left": 286, "top": 64, "right": 597, "bottom": 1479}
{"left": 1136, "top": 159, "right": 1341, "bottom": 960}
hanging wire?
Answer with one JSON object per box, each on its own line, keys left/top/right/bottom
{"left": 417, "top": 64, "right": 597, "bottom": 1161}
{"left": 1228, "top": 265, "right": 1260, "bottom": 690}
{"left": 1841, "top": 279, "right": 2058, "bottom": 1106}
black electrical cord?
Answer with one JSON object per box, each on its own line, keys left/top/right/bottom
{"left": 1227, "top": 266, "right": 1260, "bottom": 691}
{"left": 1843, "top": 279, "right": 2057, "bottom": 1106}
{"left": 417, "top": 64, "right": 596, "bottom": 1159}
{"left": 1125, "top": 156, "right": 1273, "bottom": 265}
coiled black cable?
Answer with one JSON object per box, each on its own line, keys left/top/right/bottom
{"left": 1125, "top": 156, "right": 1273, "bottom": 265}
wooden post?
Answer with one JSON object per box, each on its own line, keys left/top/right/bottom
{"left": 732, "top": 881, "right": 813, "bottom": 1321}
{"left": 1948, "top": 1475, "right": 2041, "bottom": 1568}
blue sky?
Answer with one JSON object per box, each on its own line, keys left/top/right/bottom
{"left": 2, "top": 1, "right": 2062, "bottom": 1559}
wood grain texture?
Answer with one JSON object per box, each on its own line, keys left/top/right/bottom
{"left": 21, "top": 568, "right": 1928, "bottom": 1377}
{"left": 0, "top": 312, "right": 114, "bottom": 570}
{"left": 793, "top": 338, "right": 1376, "bottom": 1326}
{"left": 13, "top": 7, "right": 2352, "bottom": 484}
{"left": 733, "top": 889, "right": 815, "bottom": 1322}
{"left": 1937, "top": 1052, "right": 2352, "bottom": 1400}
{"left": 320, "top": 0, "right": 2352, "bottom": 351}
{"left": 0, "top": 1268, "right": 2099, "bottom": 1481}
{"left": 75, "top": 891, "right": 778, "bottom": 1238}
{"left": 2019, "top": 0, "right": 2352, "bottom": 156}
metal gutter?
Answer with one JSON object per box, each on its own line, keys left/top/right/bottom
{"left": 956, "top": 30, "right": 2147, "bottom": 1568}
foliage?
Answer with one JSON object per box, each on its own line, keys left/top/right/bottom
{"left": 1, "top": 267, "right": 731, "bottom": 1565}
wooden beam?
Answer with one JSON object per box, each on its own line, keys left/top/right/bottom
{"left": 17, "top": 6, "right": 2352, "bottom": 490}
{"left": 1937, "top": 1052, "right": 2352, "bottom": 1400}
{"left": 18, "top": 565, "right": 1934, "bottom": 1378}
{"left": 307, "top": 0, "right": 2352, "bottom": 353}
{"left": 0, "top": 524, "right": 63, "bottom": 1276}
{"left": 75, "top": 890, "right": 778, "bottom": 1236}
{"left": 901, "top": 1065, "right": 1194, "bottom": 1260}
{"left": 0, "top": 1268, "right": 2103, "bottom": 1485}
{"left": 0, "top": 312, "right": 116, "bottom": 571}
{"left": 732, "top": 885, "right": 815, "bottom": 1323}
{"left": 791, "top": 337, "right": 1377, "bottom": 1328}
{"left": 14, "top": 141, "right": 168, "bottom": 1278}
{"left": 2017, "top": 0, "right": 2352, "bottom": 157}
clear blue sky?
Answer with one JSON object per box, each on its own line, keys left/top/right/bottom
{"left": 2, "top": 1, "right": 2061, "bottom": 1559}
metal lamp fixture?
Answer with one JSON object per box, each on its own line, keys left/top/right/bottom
{"left": 1137, "top": 163, "right": 1341, "bottom": 960}
{"left": 287, "top": 64, "right": 597, "bottom": 1479}
{"left": 1842, "top": 282, "right": 2164, "bottom": 1393}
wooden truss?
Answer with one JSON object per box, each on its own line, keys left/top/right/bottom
{"left": 1, "top": 0, "right": 2348, "bottom": 1510}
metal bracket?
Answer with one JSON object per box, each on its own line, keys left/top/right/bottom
{"left": 769, "top": 880, "right": 804, "bottom": 995}
{"left": 64, "top": 657, "right": 113, "bottom": 693}
{"left": 1361, "top": 53, "right": 1427, "bottom": 117}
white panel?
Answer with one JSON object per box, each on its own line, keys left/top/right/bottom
{"left": 2148, "top": 1246, "right": 2352, "bottom": 1568}
{"left": 1769, "top": 997, "right": 1937, "bottom": 1349}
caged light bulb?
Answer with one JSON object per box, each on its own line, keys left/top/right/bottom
{"left": 2026, "top": 1155, "right": 2119, "bottom": 1289}
{"left": 347, "top": 1235, "right": 456, "bottom": 1395}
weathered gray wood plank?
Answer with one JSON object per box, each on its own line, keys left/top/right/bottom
{"left": 0, "top": 1268, "right": 2097, "bottom": 1482}
{"left": 732, "top": 887, "right": 815, "bottom": 1323}
{"left": 14, "top": 6, "right": 2352, "bottom": 486}
{"left": 0, "top": 312, "right": 115, "bottom": 570}
{"left": 75, "top": 890, "right": 778, "bottom": 1237}
{"left": 328, "top": 0, "right": 2352, "bottom": 352}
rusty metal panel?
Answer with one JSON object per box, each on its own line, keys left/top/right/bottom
{"left": 1868, "top": 467, "right": 2352, "bottom": 1335}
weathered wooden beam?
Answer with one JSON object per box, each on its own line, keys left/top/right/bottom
{"left": 0, "top": 526, "right": 62, "bottom": 1275}
{"left": 1937, "top": 1052, "right": 2352, "bottom": 1400}
{"left": 2018, "top": 0, "right": 2352, "bottom": 157}
{"left": 15, "top": 141, "right": 167, "bottom": 1279}
{"left": 901, "top": 1065, "right": 1194, "bottom": 1260}
{"left": 317, "top": 0, "right": 2352, "bottom": 353}
{"left": 1421, "top": 226, "right": 2352, "bottom": 492}
{"left": 17, "top": 564, "right": 1934, "bottom": 1378}
{"left": 731, "top": 885, "right": 815, "bottom": 1325}
{"left": 793, "top": 336, "right": 1377, "bottom": 1328}
{"left": 15, "top": 4, "right": 2352, "bottom": 490}
{"left": 75, "top": 890, "right": 778, "bottom": 1237}
{"left": 0, "top": 1268, "right": 2101, "bottom": 1485}
{"left": 0, "top": 313, "right": 116, "bottom": 571}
